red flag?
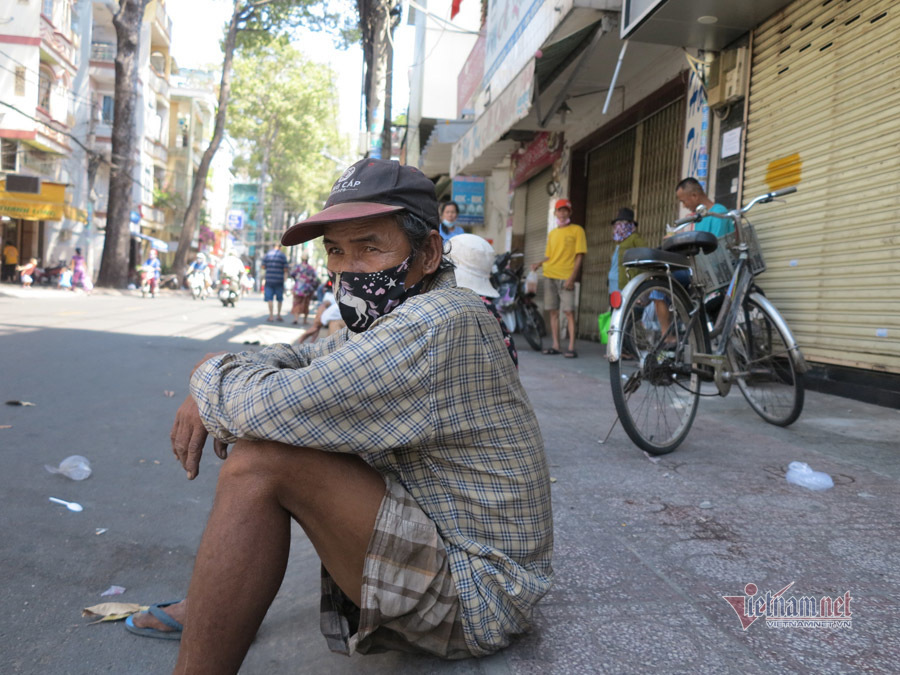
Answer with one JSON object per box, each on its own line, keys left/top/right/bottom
{"left": 451, "top": 0, "right": 462, "bottom": 19}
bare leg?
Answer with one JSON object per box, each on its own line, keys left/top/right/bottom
{"left": 564, "top": 310, "right": 576, "bottom": 352}
{"left": 548, "top": 309, "right": 560, "bottom": 351}
{"left": 173, "top": 441, "right": 385, "bottom": 675}
{"left": 267, "top": 300, "right": 274, "bottom": 321}
{"left": 276, "top": 299, "right": 283, "bottom": 320}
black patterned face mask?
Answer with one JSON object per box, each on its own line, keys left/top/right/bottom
{"left": 329, "top": 255, "right": 425, "bottom": 333}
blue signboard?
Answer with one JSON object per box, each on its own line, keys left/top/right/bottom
{"left": 129, "top": 210, "right": 141, "bottom": 224}
{"left": 451, "top": 177, "right": 485, "bottom": 226}
{"left": 227, "top": 210, "right": 244, "bottom": 230}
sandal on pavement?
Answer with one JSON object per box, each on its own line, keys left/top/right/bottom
{"left": 564, "top": 350, "right": 578, "bottom": 358}
{"left": 124, "top": 600, "right": 184, "bottom": 641}
{"left": 542, "top": 348, "right": 561, "bottom": 355}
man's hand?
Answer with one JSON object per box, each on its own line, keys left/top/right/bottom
{"left": 171, "top": 395, "right": 208, "bottom": 480}
{"left": 530, "top": 262, "right": 542, "bottom": 272}
{"left": 171, "top": 352, "right": 230, "bottom": 479}
{"left": 563, "top": 278, "right": 575, "bottom": 291}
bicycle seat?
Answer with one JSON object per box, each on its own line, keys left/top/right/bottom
{"left": 623, "top": 247, "right": 692, "bottom": 269}
{"left": 660, "top": 231, "right": 718, "bottom": 256}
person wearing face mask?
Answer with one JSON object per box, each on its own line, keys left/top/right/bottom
{"left": 530, "top": 198, "right": 587, "bottom": 358}
{"left": 608, "top": 207, "right": 646, "bottom": 297}
{"left": 128, "top": 158, "right": 553, "bottom": 671}
{"left": 438, "top": 200, "right": 465, "bottom": 241}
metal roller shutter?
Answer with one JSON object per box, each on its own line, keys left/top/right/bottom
{"left": 744, "top": 0, "right": 900, "bottom": 373}
{"left": 578, "top": 98, "right": 684, "bottom": 340}
{"left": 581, "top": 129, "right": 635, "bottom": 340}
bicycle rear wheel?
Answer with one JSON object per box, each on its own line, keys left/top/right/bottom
{"left": 610, "top": 278, "right": 704, "bottom": 455}
{"left": 517, "top": 304, "right": 543, "bottom": 351}
{"left": 728, "top": 296, "right": 804, "bottom": 426}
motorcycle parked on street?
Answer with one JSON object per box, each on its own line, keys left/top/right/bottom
{"left": 491, "top": 251, "right": 546, "bottom": 351}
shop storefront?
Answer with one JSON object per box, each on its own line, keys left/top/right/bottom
{"left": 570, "top": 78, "right": 687, "bottom": 340}
{"left": 742, "top": 0, "right": 900, "bottom": 375}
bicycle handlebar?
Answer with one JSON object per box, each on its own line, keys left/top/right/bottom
{"left": 669, "top": 186, "right": 797, "bottom": 230}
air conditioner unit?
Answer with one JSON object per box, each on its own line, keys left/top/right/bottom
{"left": 706, "top": 47, "right": 748, "bottom": 109}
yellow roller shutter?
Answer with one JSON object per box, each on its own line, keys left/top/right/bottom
{"left": 743, "top": 0, "right": 900, "bottom": 373}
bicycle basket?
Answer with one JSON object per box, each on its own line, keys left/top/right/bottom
{"left": 692, "top": 220, "right": 766, "bottom": 291}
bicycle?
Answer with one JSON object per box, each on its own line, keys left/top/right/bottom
{"left": 492, "top": 251, "right": 546, "bottom": 351}
{"left": 607, "top": 187, "right": 808, "bottom": 455}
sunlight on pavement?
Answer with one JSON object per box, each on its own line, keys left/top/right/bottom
{"left": 229, "top": 325, "right": 305, "bottom": 346}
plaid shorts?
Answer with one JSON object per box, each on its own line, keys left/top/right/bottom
{"left": 319, "top": 476, "right": 471, "bottom": 659}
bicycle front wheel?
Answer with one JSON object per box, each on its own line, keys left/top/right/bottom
{"left": 728, "top": 296, "right": 804, "bottom": 426}
{"left": 517, "top": 304, "right": 543, "bottom": 351}
{"left": 610, "top": 278, "right": 704, "bottom": 455}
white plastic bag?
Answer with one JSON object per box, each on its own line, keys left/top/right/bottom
{"left": 785, "top": 461, "right": 833, "bottom": 491}
{"left": 525, "top": 269, "right": 539, "bottom": 295}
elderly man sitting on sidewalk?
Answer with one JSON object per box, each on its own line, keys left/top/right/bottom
{"left": 126, "top": 158, "right": 554, "bottom": 674}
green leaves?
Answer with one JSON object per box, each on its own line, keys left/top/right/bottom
{"left": 227, "top": 41, "right": 347, "bottom": 217}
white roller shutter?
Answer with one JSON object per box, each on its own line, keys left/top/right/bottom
{"left": 744, "top": 0, "right": 900, "bottom": 373}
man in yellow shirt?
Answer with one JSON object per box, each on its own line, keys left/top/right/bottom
{"left": 3, "top": 241, "right": 19, "bottom": 282}
{"left": 531, "top": 199, "right": 587, "bottom": 358}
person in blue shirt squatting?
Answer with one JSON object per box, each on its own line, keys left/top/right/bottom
{"left": 124, "top": 158, "right": 553, "bottom": 673}
{"left": 652, "top": 177, "right": 729, "bottom": 344}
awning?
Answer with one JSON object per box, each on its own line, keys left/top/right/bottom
{"left": 450, "top": 61, "right": 534, "bottom": 177}
{"left": 132, "top": 232, "right": 169, "bottom": 252}
{"left": 0, "top": 179, "right": 66, "bottom": 221}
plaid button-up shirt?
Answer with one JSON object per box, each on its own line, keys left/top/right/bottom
{"left": 191, "top": 269, "right": 553, "bottom": 655}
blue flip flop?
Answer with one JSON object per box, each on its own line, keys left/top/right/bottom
{"left": 124, "top": 600, "right": 184, "bottom": 641}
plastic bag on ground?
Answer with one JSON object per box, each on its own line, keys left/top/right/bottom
{"left": 785, "top": 461, "right": 833, "bottom": 491}
{"left": 45, "top": 455, "right": 92, "bottom": 481}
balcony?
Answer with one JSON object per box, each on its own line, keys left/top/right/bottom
{"left": 148, "top": 68, "right": 170, "bottom": 99}
{"left": 90, "top": 43, "right": 115, "bottom": 84}
{"left": 91, "top": 42, "right": 115, "bottom": 61}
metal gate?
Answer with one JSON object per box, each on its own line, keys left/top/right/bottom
{"left": 743, "top": 0, "right": 900, "bottom": 373}
{"left": 578, "top": 98, "right": 684, "bottom": 340}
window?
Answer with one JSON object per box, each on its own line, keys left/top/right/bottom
{"left": 15, "top": 67, "right": 25, "bottom": 96}
{"left": 1, "top": 140, "right": 17, "bottom": 172}
{"left": 42, "top": 0, "right": 54, "bottom": 18}
{"left": 38, "top": 68, "right": 52, "bottom": 110}
{"left": 101, "top": 95, "right": 114, "bottom": 124}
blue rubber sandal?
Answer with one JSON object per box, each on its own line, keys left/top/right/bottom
{"left": 124, "top": 600, "right": 184, "bottom": 641}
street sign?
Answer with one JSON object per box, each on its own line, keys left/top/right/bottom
{"left": 227, "top": 210, "right": 244, "bottom": 230}
{"left": 129, "top": 210, "right": 141, "bottom": 224}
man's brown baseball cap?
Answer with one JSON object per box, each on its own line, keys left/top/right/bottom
{"left": 281, "top": 159, "right": 439, "bottom": 246}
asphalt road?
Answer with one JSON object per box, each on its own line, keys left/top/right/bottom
{"left": 1, "top": 285, "right": 898, "bottom": 674}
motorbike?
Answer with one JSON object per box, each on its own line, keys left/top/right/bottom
{"left": 218, "top": 275, "right": 240, "bottom": 307}
{"left": 187, "top": 269, "right": 207, "bottom": 300}
{"left": 33, "top": 260, "right": 67, "bottom": 286}
{"left": 139, "top": 264, "right": 157, "bottom": 298}
{"left": 491, "top": 251, "right": 546, "bottom": 351}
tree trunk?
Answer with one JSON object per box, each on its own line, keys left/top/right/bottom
{"left": 96, "top": 0, "right": 149, "bottom": 288}
{"left": 366, "top": 0, "right": 390, "bottom": 159}
{"left": 171, "top": 1, "right": 242, "bottom": 278}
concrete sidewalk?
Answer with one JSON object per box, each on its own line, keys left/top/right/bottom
{"left": 1, "top": 291, "right": 897, "bottom": 673}
{"left": 241, "top": 339, "right": 900, "bottom": 673}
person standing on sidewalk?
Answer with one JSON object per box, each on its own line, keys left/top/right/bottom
{"left": 2, "top": 241, "right": 18, "bottom": 282}
{"left": 261, "top": 244, "right": 288, "bottom": 322}
{"left": 71, "top": 248, "right": 87, "bottom": 290}
{"left": 531, "top": 198, "right": 587, "bottom": 358}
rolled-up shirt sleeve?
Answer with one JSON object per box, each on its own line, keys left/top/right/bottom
{"left": 189, "top": 318, "right": 434, "bottom": 452}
